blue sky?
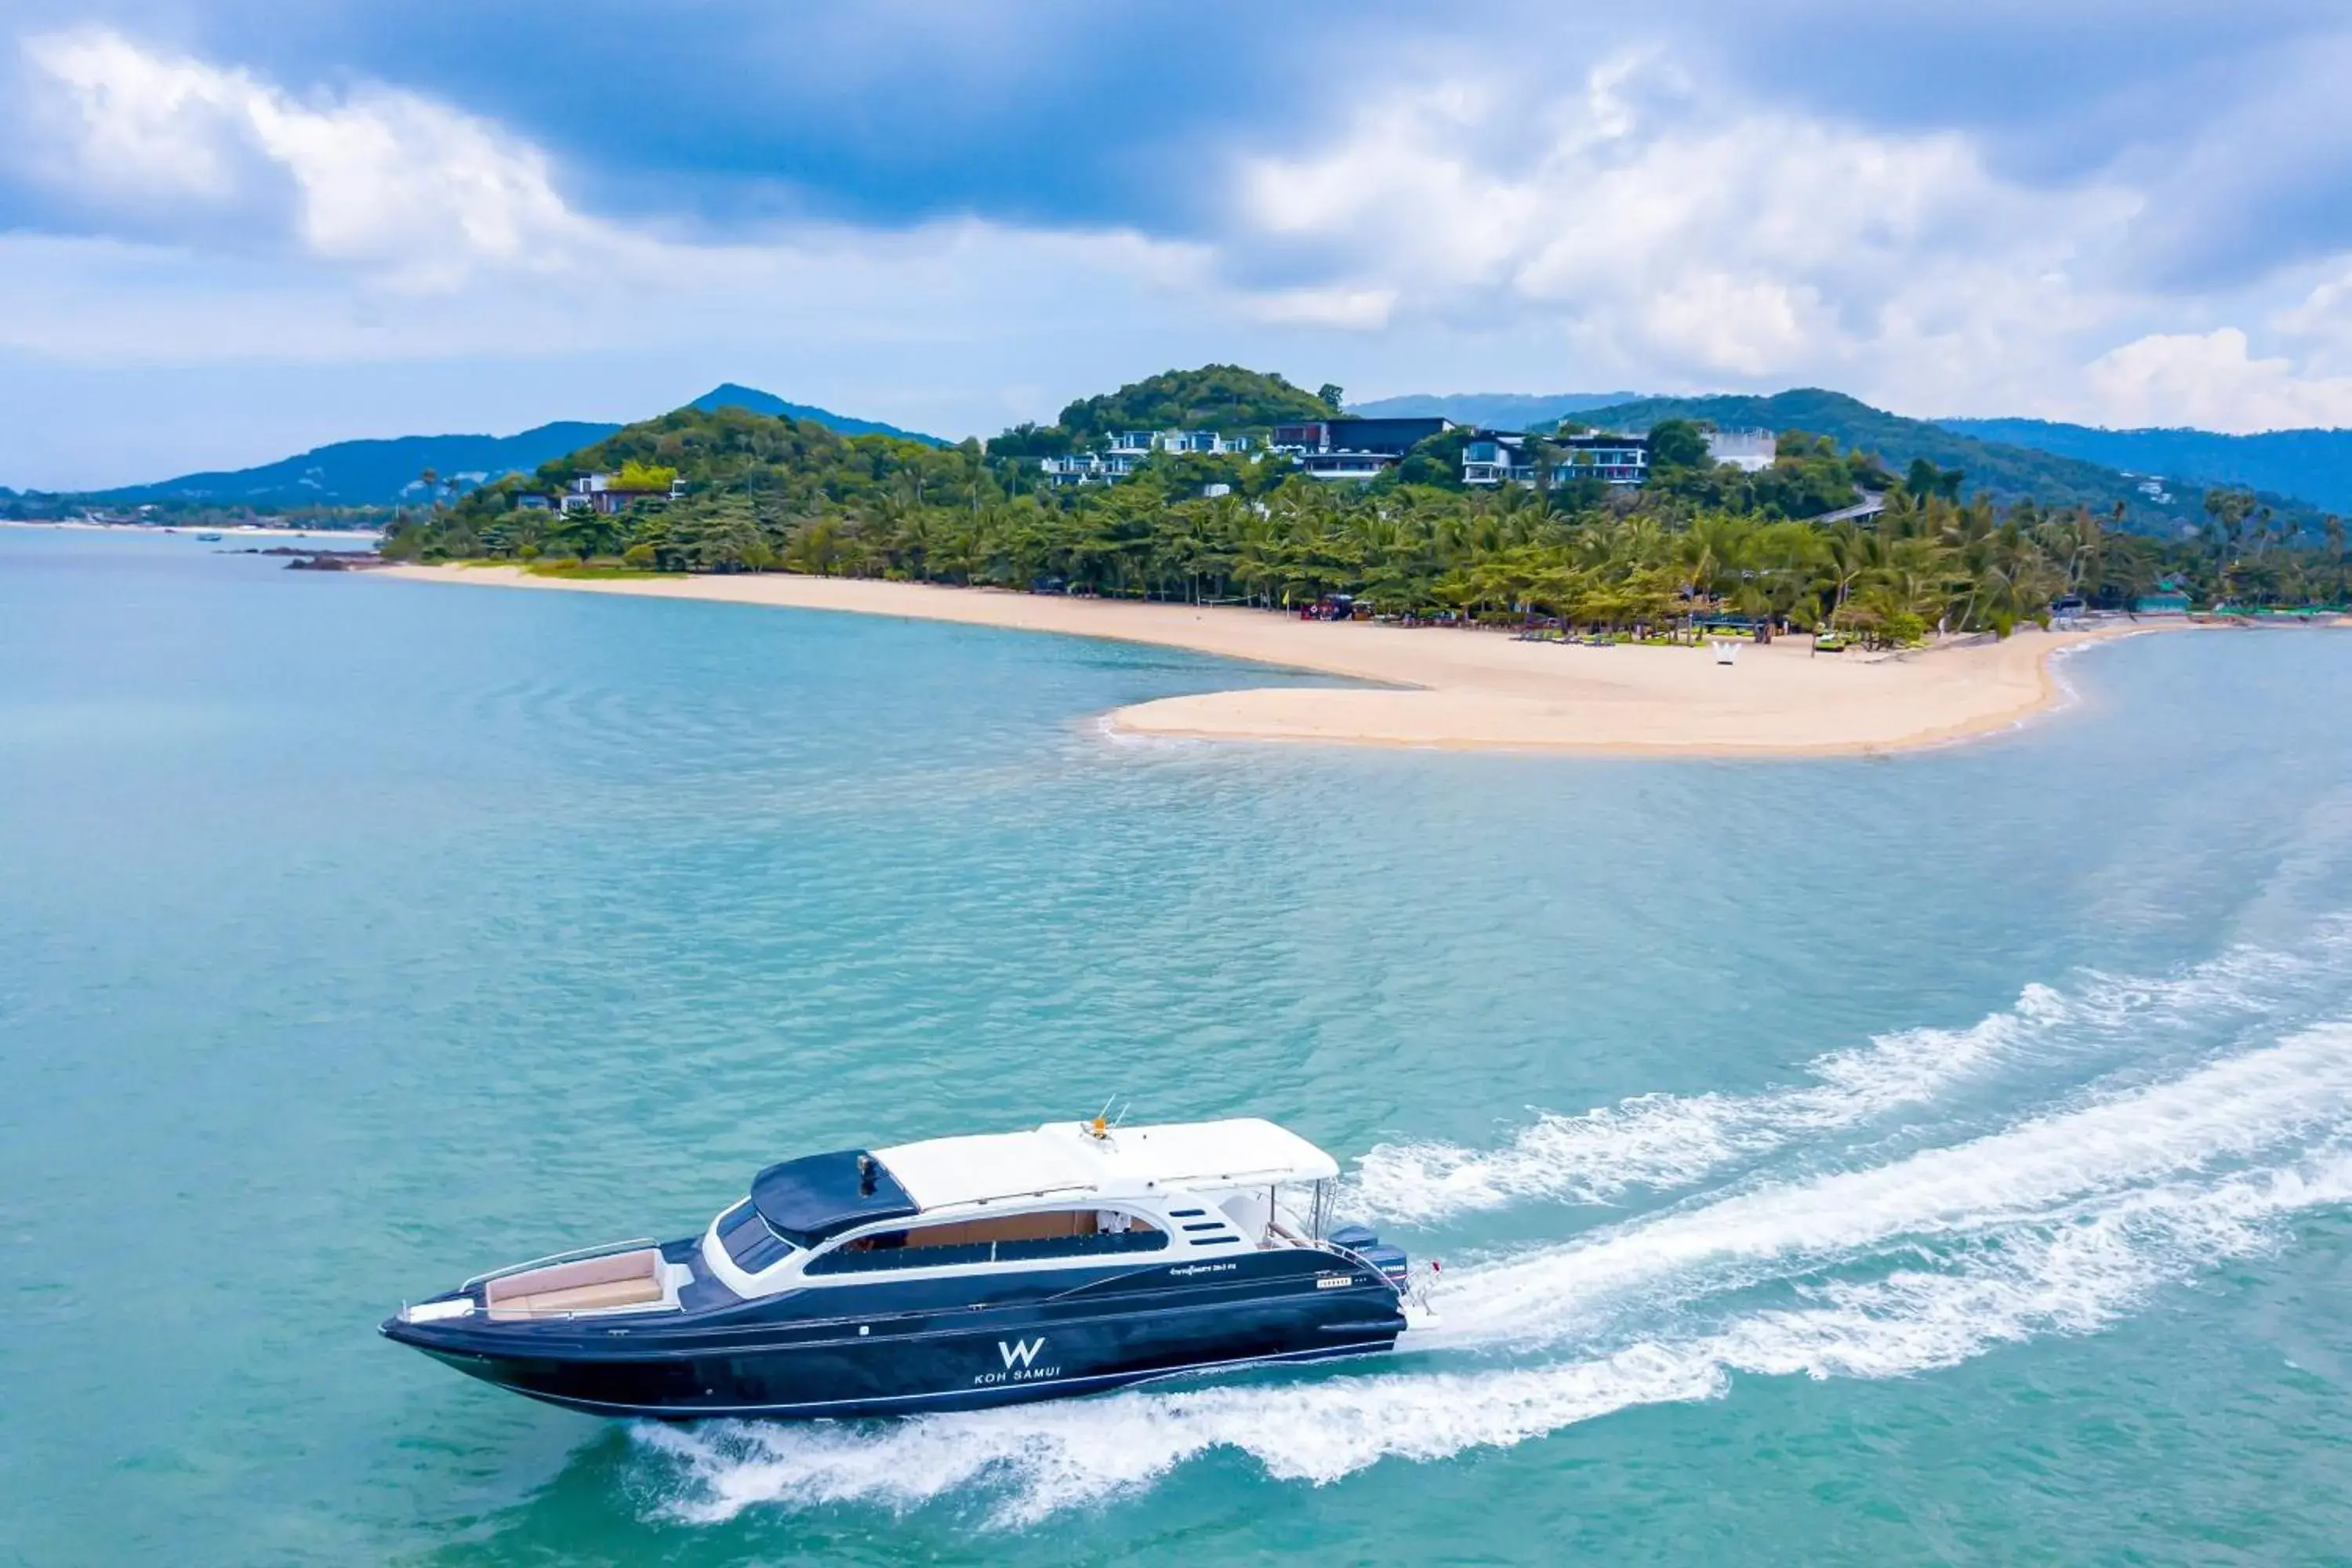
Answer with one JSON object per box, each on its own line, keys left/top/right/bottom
{"left": 7, "top": 1, "right": 2352, "bottom": 488}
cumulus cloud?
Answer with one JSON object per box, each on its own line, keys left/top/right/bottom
{"left": 2, "top": 29, "right": 1240, "bottom": 358}
{"left": 10, "top": 17, "right": 2352, "bottom": 468}
{"left": 2079, "top": 329, "right": 2352, "bottom": 433}
{"left": 1227, "top": 56, "right": 2147, "bottom": 410}
{"left": 18, "top": 28, "right": 599, "bottom": 287}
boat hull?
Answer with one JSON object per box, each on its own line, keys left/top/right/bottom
{"left": 385, "top": 1250, "right": 1406, "bottom": 1420}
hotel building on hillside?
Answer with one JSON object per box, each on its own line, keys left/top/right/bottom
{"left": 1703, "top": 428, "right": 1777, "bottom": 472}
{"left": 1038, "top": 429, "right": 1256, "bottom": 485}
{"left": 1557, "top": 432, "right": 1651, "bottom": 485}
{"left": 559, "top": 470, "right": 689, "bottom": 514}
{"left": 1109, "top": 430, "right": 1254, "bottom": 456}
{"left": 1271, "top": 416, "right": 1454, "bottom": 480}
{"left": 1461, "top": 432, "right": 1538, "bottom": 485}
{"left": 1461, "top": 430, "right": 1653, "bottom": 488}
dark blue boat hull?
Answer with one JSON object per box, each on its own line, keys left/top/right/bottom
{"left": 384, "top": 1243, "right": 1406, "bottom": 1419}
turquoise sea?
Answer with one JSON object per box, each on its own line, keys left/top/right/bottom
{"left": 5, "top": 526, "right": 2352, "bottom": 1565}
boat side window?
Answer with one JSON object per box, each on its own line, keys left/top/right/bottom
{"left": 807, "top": 1209, "right": 1167, "bottom": 1274}
{"left": 993, "top": 1207, "right": 1168, "bottom": 1263}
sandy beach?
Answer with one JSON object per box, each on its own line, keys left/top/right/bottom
{"left": 379, "top": 563, "right": 2147, "bottom": 757}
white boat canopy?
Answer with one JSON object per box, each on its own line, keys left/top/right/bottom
{"left": 873, "top": 1117, "right": 1340, "bottom": 1212}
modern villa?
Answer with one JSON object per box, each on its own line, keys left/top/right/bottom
{"left": 1038, "top": 451, "right": 1146, "bottom": 485}
{"left": 1040, "top": 429, "right": 1258, "bottom": 485}
{"left": 1557, "top": 433, "right": 1652, "bottom": 485}
{"left": 561, "top": 471, "right": 688, "bottom": 514}
{"left": 1461, "top": 433, "right": 1539, "bottom": 486}
{"left": 1461, "top": 430, "right": 1653, "bottom": 488}
{"left": 1112, "top": 430, "right": 1254, "bottom": 457}
{"left": 1271, "top": 416, "right": 1454, "bottom": 481}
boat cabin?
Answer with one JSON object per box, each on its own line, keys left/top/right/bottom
{"left": 700, "top": 1116, "right": 1341, "bottom": 1299}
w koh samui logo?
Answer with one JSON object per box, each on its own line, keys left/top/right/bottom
{"left": 975, "top": 1336, "right": 1060, "bottom": 1386}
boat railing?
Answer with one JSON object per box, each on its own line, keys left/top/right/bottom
{"left": 463, "top": 1237, "right": 659, "bottom": 1292}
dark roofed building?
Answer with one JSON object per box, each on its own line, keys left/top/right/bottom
{"left": 1276, "top": 416, "right": 1454, "bottom": 481}
{"left": 1271, "top": 417, "right": 1451, "bottom": 456}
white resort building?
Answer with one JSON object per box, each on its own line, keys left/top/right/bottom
{"left": 1703, "top": 429, "right": 1778, "bottom": 473}
{"left": 1040, "top": 430, "right": 1256, "bottom": 485}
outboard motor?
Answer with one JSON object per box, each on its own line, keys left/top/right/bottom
{"left": 1327, "top": 1223, "right": 1409, "bottom": 1290}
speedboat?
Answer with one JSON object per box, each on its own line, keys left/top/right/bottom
{"left": 381, "top": 1116, "right": 1417, "bottom": 1420}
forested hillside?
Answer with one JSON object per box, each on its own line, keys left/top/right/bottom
{"left": 1566, "top": 390, "right": 2320, "bottom": 538}
{"left": 382, "top": 378, "right": 2352, "bottom": 641}
{"left": 83, "top": 423, "right": 623, "bottom": 509}
{"left": 689, "top": 383, "right": 942, "bottom": 443}
{"left": 57, "top": 385, "right": 931, "bottom": 510}
{"left": 1055, "top": 365, "right": 1337, "bottom": 439}
{"left": 1937, "top": 418, "right": 2352, "bottom": 514}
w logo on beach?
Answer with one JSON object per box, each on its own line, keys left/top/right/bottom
{"left": 999, "top": 1337, "right": 1045, "bottom": 1369}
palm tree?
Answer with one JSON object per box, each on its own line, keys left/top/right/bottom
{"left": 1819, "top": 520, "right": 1875, "bottom": 632}
{"left": 548, "top": 507, "right": 626, "bottom": 561}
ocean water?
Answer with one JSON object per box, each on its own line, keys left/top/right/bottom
{"left": 4, "top": 526, "right": 2351, "bottom": 1565}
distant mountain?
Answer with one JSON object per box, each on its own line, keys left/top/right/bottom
{"left": 1935, "top": 418, "right": 2352, "bottom": 515}
{"left": 85, "top": 423, "right": 626, "bottom": 508}
{"left": 688, "top": 383, "right": 945, "bottom": 445}
{"left": 1348, "top": 391, "right": 1641, "bottom": 427}
{"left": 70, "top": 384, "right": 942, "bottom": 508}
{"left": 1560, "top": 388, "right": 2329, "bottom": 537}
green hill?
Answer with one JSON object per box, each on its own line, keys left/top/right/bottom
{"left": 1565, "top": 389, "right": 2317, "bottom": 537}
{"left": 1055, "top": 365, "right": 1336, "bottom": 440}
{"left": 56, "top": 385, "right": 935, "bottom": 510}
{"left": 688, "top": 383, "right": 943, "bottom": 445}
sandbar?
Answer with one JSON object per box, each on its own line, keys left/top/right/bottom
{"left": 379, "top": 564, "right": 2149, "bottom": 757}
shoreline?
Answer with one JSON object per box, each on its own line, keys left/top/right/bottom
{"left": 2, "top": 518, "right": 382, "bottom": 543}
{"left": 377, "top": 563, "right": 2167, "bottom": 757}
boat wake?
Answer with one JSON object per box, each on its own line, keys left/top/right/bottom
{"left": 628, "top": 937, "right": 2352, "bottom": 1530}
{"left": 1349, "top": 928, "right": 2346, "bottom": 1225}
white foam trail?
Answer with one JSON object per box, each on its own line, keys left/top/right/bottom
{"left": 630, "top": 1025, "right": 2352, "bottom": 1529}
{"left": 1431, "top": 1022, "right": 2352, "bottom": 1341}
{"left": 1352, "top": 938, "right": 2339, "bottom": 1225}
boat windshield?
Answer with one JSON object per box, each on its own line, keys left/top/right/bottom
{"left": 716, "top": 1200, "right": 799, "bottom": 1274}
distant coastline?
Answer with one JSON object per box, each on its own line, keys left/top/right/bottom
{"left": 2, "top": 518, "right": 382, "bottom": 543}
{"left": 376, "top": 563, "right": 2185, "bottom": 757}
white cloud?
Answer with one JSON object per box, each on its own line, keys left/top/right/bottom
{"left": 2079, "top": 328, "right": 2352, "bottom": 432}
{"left": 20, "top": 27, "right": 599, "bottom": 288}
{"left": 13, "top": 24, "right": 2352, "bottom": 461}
{"left": 1228, "top": 58, "right": 2151, "bottom": 413}
{"left": 3, "top": 29, "right": 1242, "bottom": 370}
{"left": 1247, "top": 285, "right": 1399, "bottom": 329}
